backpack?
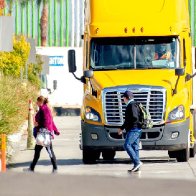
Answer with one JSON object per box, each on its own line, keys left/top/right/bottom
{"left": 136, "top": 102, "right": 153, "bottom": 129}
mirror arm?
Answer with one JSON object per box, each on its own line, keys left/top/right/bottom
{"left": 72, "top": 73, "right": 81, "bottom": 80}
{"left": 185, "top": 72, "right": 196, "bottom": 82}
{"left": 72, "top": 73, "right": 86, "bottom": 84}
{"left": 172, "top": 76, "right": 180, "bottom": 96}
{"left": 192, "top": 72, "right": 196, "bottom": 78}
{"left": 89, "top": 79, "right": 97, "bottom": 97}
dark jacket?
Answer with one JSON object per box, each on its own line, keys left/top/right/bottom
{"left": 120, "top": 101, "right": 141, "bottom": 132}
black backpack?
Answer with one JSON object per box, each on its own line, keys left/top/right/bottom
{"left": 136, "top": 102, "right": 153, "bottom": 129}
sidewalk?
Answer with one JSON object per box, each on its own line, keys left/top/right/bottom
{"left": 7, "top": 121, "right": 28, "bottom": 164}
{"left": 7, "top": 121, "right": 28, "bottom": 167}
{"left": 8, "top": 116, "right": 81, "bottom": 173}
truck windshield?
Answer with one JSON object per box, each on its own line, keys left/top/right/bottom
{"left": 90, "top": 37, "right": 179, "bottom": 70}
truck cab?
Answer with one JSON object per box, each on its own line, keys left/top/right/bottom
{"left": 68, "top": 0, "right": 196, "bottom": 163}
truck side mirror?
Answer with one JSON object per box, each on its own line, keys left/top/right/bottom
{"left": 53, "top": 80, "right": 57, "bottom": 90}
{"left": 175, "top": 68, "right": 184, "bottom": 76}
{"left": 68, "top": 50, "right": 77, "bottom": 73}
{"left": 84, "top": 70, "right": 93, "bottom": 78}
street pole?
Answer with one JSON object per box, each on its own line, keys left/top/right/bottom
{"left": 27, "top": 100, "right": 34, "bottom": 149}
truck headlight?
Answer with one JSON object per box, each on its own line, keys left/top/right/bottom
{"left": 168, "top": 105, "right": 184, "bottom": 122}
{"left": 85, "top": 107, "right": 101, "bottom": 122}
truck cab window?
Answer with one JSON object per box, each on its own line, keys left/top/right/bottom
{"left": 90, "top": 37, "right": 179, "bottom": 70}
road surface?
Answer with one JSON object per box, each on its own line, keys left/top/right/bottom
{"left": 2, "top": 116, "right": 196, "bottom": 195}
{"left": 9, "top": 116, "right": 196, "bottom": 180}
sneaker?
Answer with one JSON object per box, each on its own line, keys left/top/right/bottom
{"left": 52, "top": 169, "right": 58, "bottom": 174}
{"left": 127, "top": 168, "right": 140, "bottom": 173}
{"left": 131, "top": 162, "right": 143, "bottom": 172}
{"left": 23, "top": 168, "right": 34, "bottom": 172}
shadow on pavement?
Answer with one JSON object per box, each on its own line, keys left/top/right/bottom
{"left": 9, "top": 157, "right": 176, "bottom": 168}
{"left": 96, "top": 156, "right": 176, "bottom": 164}
{"left": 8, "top": 159, "right": 83, "bottom": 169}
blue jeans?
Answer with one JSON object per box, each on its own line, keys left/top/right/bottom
{"left": 124, "top": 128, "right": 142, "bottom": 166}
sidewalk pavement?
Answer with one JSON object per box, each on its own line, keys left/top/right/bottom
{"left": 7, "top": 121, "right": 28, "bottom": 163}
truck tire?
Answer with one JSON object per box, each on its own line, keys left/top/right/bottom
{"left": 176, "top": 148, "right": 189, "bottom": 162}
{"left": 102, "top": 150, "right": 116, "bottom": 160}
{"left": 168, "top": 151, "right": 177, "bottom": 158}
{"left": 190, "top": 144, "right": 196, "bottom": 158}
{"left": 82, "top": 149, "right": 100, "bottom": 164}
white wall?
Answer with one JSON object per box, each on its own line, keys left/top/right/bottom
{"left": 36, "top": 47, "right": 83, "bottom": 108}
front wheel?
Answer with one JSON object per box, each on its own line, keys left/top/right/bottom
{"left": 82, "top": 149, "right": 100, "bottom": 164}
{"left": 176, "top": 148, "right": 189, "bottom": 162}
{"left": 168, "top": 151, "right": 177, "bottom": 158}
{"left": 190, "top": 143, "right": 196, "bottom": 158}
{"left": 176, "top": 132, "right": 190, "bottom": 162}
{"left": 102, "top": 150, "right": 116, "bottom": 160}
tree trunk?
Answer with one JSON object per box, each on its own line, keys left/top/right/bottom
{"left": 40, "top": 3, "right": 48, "bottom": 47}
{"left": 8, "top": 0, "right": 13, "bottom": 16}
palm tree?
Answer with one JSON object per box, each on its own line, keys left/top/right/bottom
{"left": 37, "top": 0, "right": 48, "bottom": 46}
{"left": 20, "top": 0, "right": 49, "bottom": 46}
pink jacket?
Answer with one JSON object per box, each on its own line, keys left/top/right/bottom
{"left": 35, "top": 104, "right": 60, "bottom": 137}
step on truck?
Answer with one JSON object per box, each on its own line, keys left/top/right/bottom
{"left": 68, "top": 0, "right": 196, "bottom": 163}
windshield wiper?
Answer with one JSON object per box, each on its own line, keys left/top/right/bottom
{"left": 93, "top": 66, "right": 118, "bottom": 70}
{"left": 96, "top": 65, "right": 132, "bottom": 70}
{"left": 146, "top": 67, "right": 168, "bottom": 69}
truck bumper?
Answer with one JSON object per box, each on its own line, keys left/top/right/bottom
{"left": 81, "top": 119, "right": 189, "bottom": 151}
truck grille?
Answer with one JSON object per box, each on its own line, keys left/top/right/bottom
{"left": 103, "top": 87, "right": 166, "bottom": 126}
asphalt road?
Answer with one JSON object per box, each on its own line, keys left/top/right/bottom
{"left": 3, "top": 116, "right": 196, "bottom": 195}
{"left": 0, "top": 172, "right": 196, "bottom": 196}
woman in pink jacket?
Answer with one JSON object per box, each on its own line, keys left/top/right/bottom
{"left": 28, "top": 96, "right": 60, "bottom": 173}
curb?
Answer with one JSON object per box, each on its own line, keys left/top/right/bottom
{"left": 7, "top": 121, "right": 28, "bottom": 162}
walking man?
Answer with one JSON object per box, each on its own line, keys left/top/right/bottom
{"left": 118, "top": 90, "right": 142, "bottom": 172}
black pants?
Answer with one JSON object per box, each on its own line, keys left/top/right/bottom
{"left": 30, "top": 143, "right": 57, "bottom": 171}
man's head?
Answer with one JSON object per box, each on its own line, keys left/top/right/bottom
{"left": 159, "top": 44, "right": 168, "bottom": 54}
{"left": 122, "top": 90, "right": 134, "bottom": 103}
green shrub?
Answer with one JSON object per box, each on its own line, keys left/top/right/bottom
{"left": 0, "top": 36, "right": 30, "bottom": 77}
{"left": 0, "top": 36, "right": 42, "bottom": 135}
{"left": 0, "top": 36, "right": 42, "bottom": 87}
{"left": 0, "top": 75, "right": 38, "bottom": 135}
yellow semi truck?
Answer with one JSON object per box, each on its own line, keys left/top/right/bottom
{"left": 68, "top": 0, "right": 196, "bottom": 163}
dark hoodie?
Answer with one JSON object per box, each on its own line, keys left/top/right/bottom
{"left": 120, "top": 100, "right": 141, "bottom": 132}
